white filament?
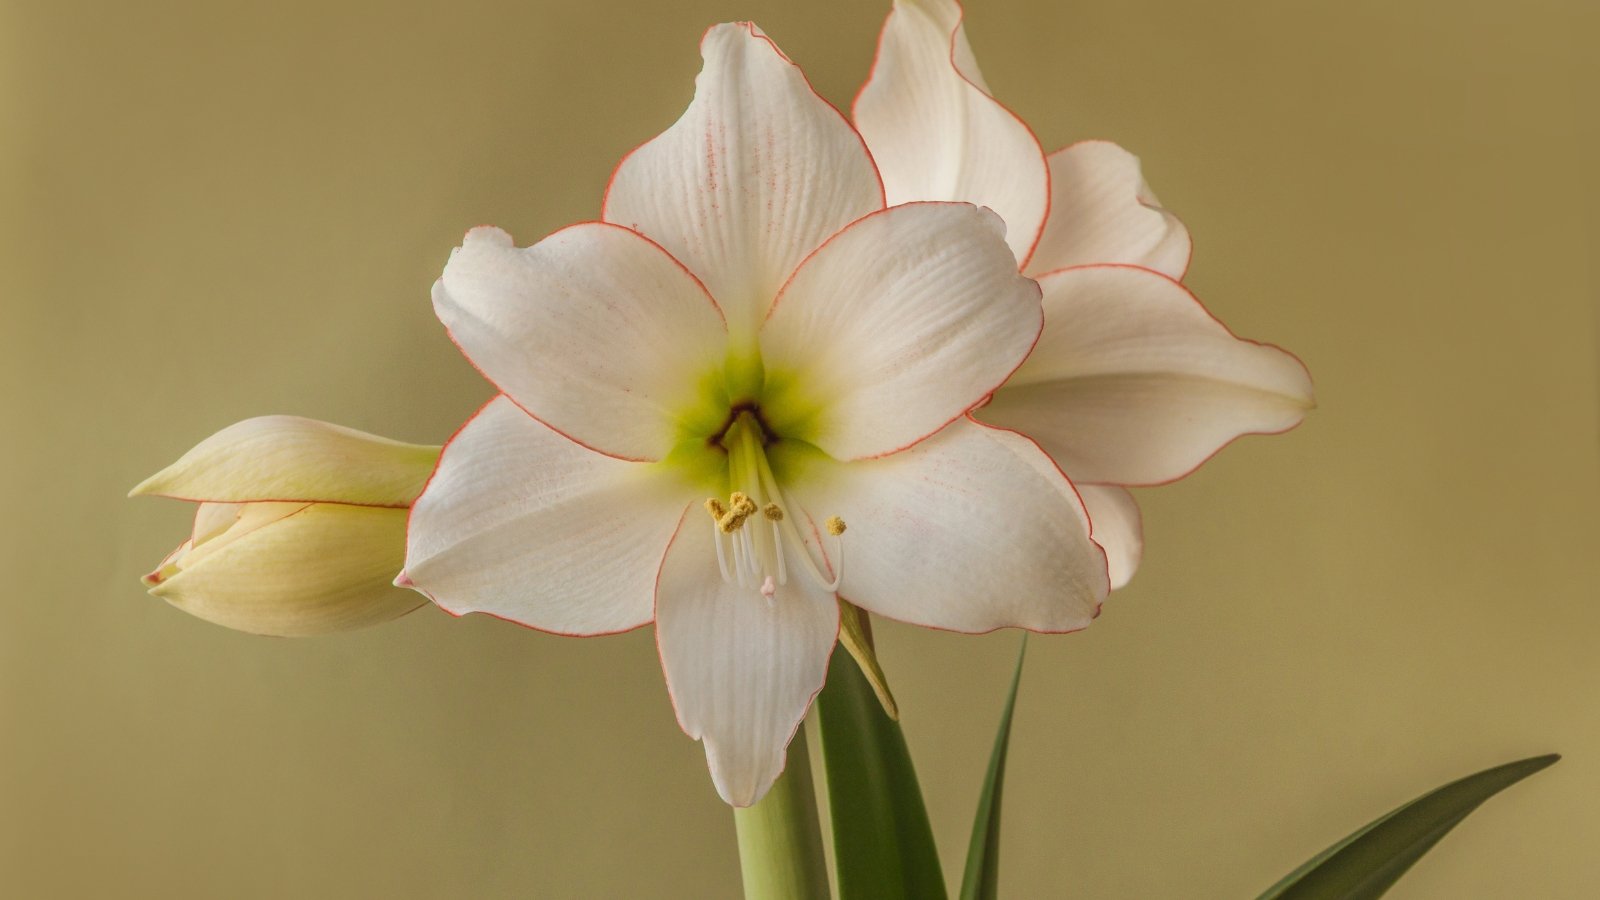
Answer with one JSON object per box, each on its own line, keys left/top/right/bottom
{"left": 708, "top": 419, "right": 843, "bottom": 599}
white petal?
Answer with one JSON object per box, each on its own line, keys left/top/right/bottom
{"left": 129, "top": 417, "right": 438, "bottom": 506}
{"left": 853, "top": 0, "right": 1049, "bottom": 264}
{"left": 759, "top": 203, "right": 1041, "bottom": 461}
{"left": 603, "top": 22, "right": 884, "bottom": 339}
{"left": 1077, "top": 484, "right": 1142, "bottom": 590}
{"left": 1027, "top": 141, "right": 1192, "bottom": 279}
{"left": 979, "top": 265, "right": 1314, "bottom": 486}
{"left": 403, "top": 396, "right": 689, "bottom": 635}
{"left": 149, "top": 503, "right": 424, "bottom": 637}
{"left": 655, "top": 519, "right": 839, "bottom": 807}
{"left": 790, "top": 417, "right": 1107, "bottom": 634}
{"left": 434, "top": 225, "right": 728, "bottom": 463}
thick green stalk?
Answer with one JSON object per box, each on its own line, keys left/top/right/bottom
{"left": 733, "top": 728, "right": 830, "bottom": 900}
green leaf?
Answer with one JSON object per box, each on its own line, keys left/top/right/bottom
{"left": 959, "top": 636, "right": 1027, "bottom": 900}
{"left": 1257, "top": 753, "right": 1560, "bottom": 900}
{"left": 816, "top": 637, "right": 947, "bottom": 900}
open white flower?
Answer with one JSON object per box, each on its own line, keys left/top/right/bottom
{"left": 400, "top": 23, "right": 1110, "bottom": 806}
{"left": 854, "top": 0, "right": 1315, "bottom": 587}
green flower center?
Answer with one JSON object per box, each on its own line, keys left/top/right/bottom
{"left": 659, "top": 348, "right": 845, "bottom": 599}
{"left": 661, "top": 347, "right": 825, "bottom": 495}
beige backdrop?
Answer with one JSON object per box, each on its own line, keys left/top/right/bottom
{"left": 3, "top": 0, "right": 1596, "bottom": 896}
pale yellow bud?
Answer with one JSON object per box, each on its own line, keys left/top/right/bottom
{"left": 131, "top": 417, "right": 441, "bottom": 637}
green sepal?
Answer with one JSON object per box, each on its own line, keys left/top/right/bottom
{"left": 837, "top": 600, "right": 898, "bottom": 720}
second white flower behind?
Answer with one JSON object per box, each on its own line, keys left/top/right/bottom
{"left": 399, "top": 23, "right": 1109, "bottom": 807}
{"left": 853, "top": 0, "right": 1317, "bottom": 588}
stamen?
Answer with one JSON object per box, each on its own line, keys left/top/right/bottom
{"left": 717, "top": 495, "right": 757, "bottom": 533}
{"left": 711, "top": 519, "right": 732, "bottom": 582}
{"left": 823, "top": 529, "right": 843, "bottom": 593}
{"left": 749, "top": 447, "right": 845, "bottom": 594}
{"left": 739, "top": 523, "right": 757, "bottom": 582}
{"left": 707, "top": 412, "right": 849, "bottom": 599}
{"left": 771, "top": 518, "right": 788, "bottom": 585}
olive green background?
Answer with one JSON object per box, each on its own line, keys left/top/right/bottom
{"left": 3, "top": 0, "right": 1596, "bottom": 896}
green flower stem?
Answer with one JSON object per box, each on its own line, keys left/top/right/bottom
{"left": 733, "top": 727, "right": 830, "bottom": 900}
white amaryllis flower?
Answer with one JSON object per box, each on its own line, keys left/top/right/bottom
{"left": 132, "top": 417, "right": 437, "bottom": 636}
{"left": 854, "top": 0, "right": 1316, "bottom": 587}
{"left": 400, "top": 23, "right": 1110, "bottom": 807}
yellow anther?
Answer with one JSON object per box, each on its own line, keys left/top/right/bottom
{"left": 826, "top": 516, "right": 847, "bottom": 536}
{"left": 762, "top": 503, "right": 784, "bottom": 522}
{"left": 709, "top": 492, "right": 763, "bottom": 533}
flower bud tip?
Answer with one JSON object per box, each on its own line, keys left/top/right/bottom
{"left": 127, "top": 473, "right": 162, "bottom": 498}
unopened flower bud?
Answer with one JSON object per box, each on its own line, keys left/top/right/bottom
{"left": 130, "top": 416, "right": 440, "bottom": 636}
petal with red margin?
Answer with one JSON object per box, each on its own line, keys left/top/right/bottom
{"left": 1077, "top": 484, "right": 1143, "bottom": 590}
{"left": 789, "top": 416, "right": 1107, "bottom": 634}
{"left": 402, "top": 396, "right": 689, "bottom": 636}
{"left": 1028, "top": 141, "right": 1192, "bottom": 279}
{"left": 603, "top": 22, "right": 884, "bottom": 340}
{"left": 759, "top": 202, "right": 1042, "bottom": 461}
{"left": 433, "top": 224, "right": 727, "bottom": 463}
{"left": 655, "top": 517, "right": 839, "bottom": 807}
{"left": 853, "top": 0, "right": 1050, "bottom": 264}
{"left": 979, "top": 265, "right": 1314, "bottom": 486}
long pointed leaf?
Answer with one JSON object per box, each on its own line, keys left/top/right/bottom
{"left": 1257, "top": 754, "right": 1559, "bottom": 900}
{"left": 959, "top": 636, "right": 1027, "bottom": 900}
{"left": 816, "top": 643, "right": 946, "bottom": 900}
